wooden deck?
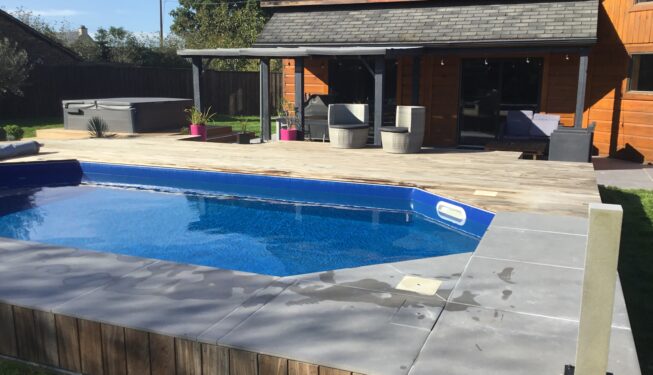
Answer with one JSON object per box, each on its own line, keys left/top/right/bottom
{"left": 9, "top": 136, "right": 600, "bottom": 216}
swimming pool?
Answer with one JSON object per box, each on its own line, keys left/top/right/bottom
{"left": 0, "top": 161, "right": 493, "bottom": 276}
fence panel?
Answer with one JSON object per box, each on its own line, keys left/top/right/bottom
{"left": 0, "top": 65, "right": 282, "bottom": 118}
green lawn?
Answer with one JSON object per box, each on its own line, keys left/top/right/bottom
{"left": 0, "top": 117, "right": 64, "bottom": 139}
{"left": 208, "top": 115, "right": 275, "bottom": 137}
{"left": 0, "top": 359, "right": 55, "bottom": 375}
{"left": 599, "top": 186, "right": 653, "bottom": 375}
{"left": 0, "top": 115, "right": 274, "bottom": 139}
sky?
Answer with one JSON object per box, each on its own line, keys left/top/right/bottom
{"left": 1, "top": 0, "right": 181, "bottom": 37}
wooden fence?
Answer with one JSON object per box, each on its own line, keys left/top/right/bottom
{"left": 0, "top": 65, "right": 282, "bottom": 118}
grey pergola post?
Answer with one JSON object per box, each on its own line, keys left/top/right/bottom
{"left": 191, "top": 57, "right": 203, "bottom": 111}
{"left": 295, "top": 57, "right": 305, "bottom": 131}
{"left": 260, "top": 58, "right": 271, "bottom": 141}
{"left": 412, "top": 56, "right": 421, "bottom": 106}
{"left": 374, "top": 55, "right": 385, "bottom": 145}
{"left": 574, "top": 49, "right": 589, "bottom": 129}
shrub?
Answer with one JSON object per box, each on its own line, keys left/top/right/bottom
{"left": 185, "top": 106, "right": 215, "bottom": 125}
{"left": 0, "top": 127, "right": 5, "bottom": 141}
{"left": 3, "top": 125, "right": 24, "bottom": 140}
{"left": 87, "top": 117, "right": 108, "bottom": 138}
{"left": 0, "top": 38, "right": 31, "bottom": 97}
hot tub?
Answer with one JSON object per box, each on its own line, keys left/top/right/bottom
{"left": 62, "top": 97, "right": 192, "bottom": 133}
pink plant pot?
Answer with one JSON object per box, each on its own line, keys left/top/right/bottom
{"left": 190, "top": 124, "right": 207, "bottom": 141}
{"left": 280, "top": 128, "right": 298, "bottom": 141}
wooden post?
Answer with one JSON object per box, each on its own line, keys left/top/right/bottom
{"left": 374, "top": 55, "right": 385, "bottom": 145}
{"left": 412, "top": 56, "right": 421, "bottom": 106}
{"left": 295, "top": 57, "right": 305, "bottom": 131}
{"left": 191, "top": 57, "right": 203, "bottom": 111}
{"left": 260, "top": 58, "right": 271, "bottom": 142}
{"left": 574, "top": 50, "right": 589, "bottom": 129}
{"left": 574, "top": 203, "right": 623, "bottom": 375}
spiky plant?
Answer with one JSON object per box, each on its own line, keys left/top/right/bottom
{"left": 87, "top": 116, "right": 109, "bottom": 138}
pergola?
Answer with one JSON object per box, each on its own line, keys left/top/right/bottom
{"left": 177, "top": 45, "right": 590, "bottom": 146}
{"left": 177, "top": 46, "right": 423, "bottom": 144}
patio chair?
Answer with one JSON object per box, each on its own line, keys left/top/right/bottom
{"left": 380, "top": 106, "right": 426, "bottom": 154}
{"left": 327, "top": 104, "right": 369, "bottom": 149}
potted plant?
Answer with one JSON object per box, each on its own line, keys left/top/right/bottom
{"left": 236, "top": 121, "right": 251, "bottom": 144}
{"left": 185, "top": 106, "right": 215, "bottom": 141}
{"left": 280, "top": 115, "right": 299, "bottom": 141}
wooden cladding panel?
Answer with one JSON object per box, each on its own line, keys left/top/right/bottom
{"left": 231, "top": 349, "right": 259, "bottom": 375}
{"left": 259, "top": 354, "right": 288, "bottom": 375}
{"left": 125, "top": 328, "right": 151, "bottom": 375}
{"left": 289, "top": 361, "right": 319, "bottom": 375}
{"left": 202, "top": 344, "right": 229, "bottom": 375}
{"left": 150, "top": 333, "right": 176, "bottom": 375}
{"left": 0, "top": 303, "right": 17, "bottom": 357}
{"left": 283, "top": 58, "right": 329, "bottom": 109}
{"left": 176, "top": 339, "right": 203, "bottom": 375}
{"left": 33, "top": 310, "right": 59, "bottom": 367}
{"left": 102, "top": 324, "right": 127, "bottom": 375}
{"left": 13, "top": 306, "right": 39, "bottom": 363}
{"left": 55, "top": 314, "right": 81, "bottom": 373}
{"left": 79, "top": 319, "right": 104, "bottom": 375}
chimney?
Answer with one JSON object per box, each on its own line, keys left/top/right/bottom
{"left": 78, "top": 25, "right": 88, "bottom": 37}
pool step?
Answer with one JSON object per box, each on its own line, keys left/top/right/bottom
{"left": 206, "top": 133, "right": 238, "bottom": 143}
{"left": 206, "top": 131, "right": 256, "bottom": 144}
{"left": 206, "top": 125, "right": 233, "bottom": 138}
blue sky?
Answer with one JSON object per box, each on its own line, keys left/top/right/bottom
{"left": 1, "top": 0, "right": 181, "bottom": 36}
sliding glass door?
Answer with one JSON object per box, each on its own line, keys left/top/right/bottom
{"left": 459, "top": 58, "right": 543, "bottom": 146}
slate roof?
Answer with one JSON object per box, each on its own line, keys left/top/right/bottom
{"left": 255, "top": 0, "right": 599, "bottom": 48}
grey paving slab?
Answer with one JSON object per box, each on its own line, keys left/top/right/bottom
{"left": 54, "top": 261, "right": 277, "bottom": 340}
{"left": 198, "top": 279, "right": 294, "bottom": 342}
{"left": 451, "top": 256, "right": 584, "bottom": 320}
{"left": 451, "top": 256, "right": 631, "bottom": 328}
{"left": 0, "top": 238, "right": 155, "bottom": 311}
{"left": 293, "top": 252, "right": 472, "bottom": 301}
{"left": 595, "top": 169, "right": 653, "bottom": 190}
{"left": 475, "top": 226, "right": 587, "bottom": 268}
{"left": 408, "top": 304, "right": 641, "bottom": 375}
{"left": 490, "top": 212, "right": 588, "bottom": 235}
{"left": 218, "top": 280, "right": 445, "bottom": 375}
{"left": 0, "top": 237, "right": 66, "bottom": 261}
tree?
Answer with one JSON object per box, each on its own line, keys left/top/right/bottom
{"left": 0, "top": 38, "right": 31, "bottom": 96}
{"left": 94, "top": 27, "right": 188, "bottom": 67}
{"left": 170, "top": 0, "right": 268, "bottom": 71}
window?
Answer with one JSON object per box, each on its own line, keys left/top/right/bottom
{"left": 630, "top": 54, "right": 653, "bottom": 92}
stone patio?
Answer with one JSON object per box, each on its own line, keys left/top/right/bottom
{"left": 0, "top": 211, "right": 641, "bottom": 375}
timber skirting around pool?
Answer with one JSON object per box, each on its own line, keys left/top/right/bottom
{"left": 0, "top": 304, "right": 354, "bottom": 375}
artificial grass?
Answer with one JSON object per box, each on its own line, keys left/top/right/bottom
{"left": 599, "top": 186, "right": 653, "bottom": 375}
{"left": 0, "top": 117, "right": 64, "bottom": 139}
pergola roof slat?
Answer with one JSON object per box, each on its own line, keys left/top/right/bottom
{"left": 177, "top": 46, "right": 423, "bottom": 58}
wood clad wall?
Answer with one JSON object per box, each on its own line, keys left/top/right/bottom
{"left": 408, "top": 56, "right": 461, "bottom": 147}
{"left": 0, "top": 303, "right": 363, "bottom": 375}
{"left": 283, "top": 58, "right": 329, "bottom": 109}
{"left": 584, "top": 0, "right": 653, "bottom": 161}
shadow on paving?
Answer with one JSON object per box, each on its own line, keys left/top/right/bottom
{"left": 600, "top": 186, "right": 653, "bottom": 375}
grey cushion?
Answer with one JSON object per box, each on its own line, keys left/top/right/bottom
{"left": 505, "top": 110, "right": 534, "bottom": 137}
{"left": 0, "top": 141, "right": 40, "bottom": 160}
{"left": 380, "top": 126, "right": 409, "bottom": 133}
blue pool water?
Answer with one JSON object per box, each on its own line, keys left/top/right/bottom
{"left": 0, "top": 184, "right": 480, "bottom": 276}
